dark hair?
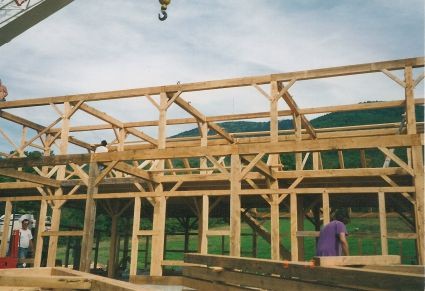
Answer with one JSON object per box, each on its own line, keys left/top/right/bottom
{"left": 100, "top": 140, "right": 107, "bottom": 146}
{"left": 333, "top": 208, "right": 350, "bottom": 224}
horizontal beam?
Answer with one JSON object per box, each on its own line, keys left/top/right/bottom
{"left": 313, "top": 255, "right": 401, "bottom": 267}
{"left": 0, "top": 134, "right": 421, "bottom": 168}
{"left": 0, "top": 186, "right": 415, "bottom": 202}
{"left": 0, "top": 168, "right": 60, "bottom": 188}
{"left": 0, "top": 57, "right": 423, "bottom": 109}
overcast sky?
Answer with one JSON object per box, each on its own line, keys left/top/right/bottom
{"left": 0, "top": 0, "right": 424, "bottom": 153}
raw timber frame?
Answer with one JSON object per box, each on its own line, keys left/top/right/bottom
{"left": 0, "top": 57, "right": 424, "bottom": 280}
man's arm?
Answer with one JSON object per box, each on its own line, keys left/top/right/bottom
{"left": 339, "top": 232, "right": 349, "bottom": 256}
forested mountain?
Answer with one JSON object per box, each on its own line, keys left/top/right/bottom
{"left": 173, "top": 104, "right": 424, "bottom": 138}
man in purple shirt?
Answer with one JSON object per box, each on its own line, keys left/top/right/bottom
{"left": 316, "top": 209, "right": 350, "bottom": 256}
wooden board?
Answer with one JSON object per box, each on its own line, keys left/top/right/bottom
{"left": 313, "top": 255, "right": 401, "bottom": 266}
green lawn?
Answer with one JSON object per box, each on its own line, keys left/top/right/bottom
{"left": 55, "top": 216, "right": 417, "bottom": 273}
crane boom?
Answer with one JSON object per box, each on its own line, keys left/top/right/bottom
{"left": 0, "top": 0, "right": 73, "bottom": 47}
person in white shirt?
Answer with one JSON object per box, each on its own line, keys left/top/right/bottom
{"left": 94, "top": 140, "right": 108, "bottom": 170}
{"left": 94, "top": 140, "right": 108, "bottom": 153}
{"left": 18, "top": 219, "right": 33, "bottom": 267}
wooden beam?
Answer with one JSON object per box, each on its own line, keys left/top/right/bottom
{"left": 241, "top": 154, "right": 274, "bottom": 180}
{"left": 378, "top": 192, "right": 388, "bottom": 255}
{"left": 1, "top": 57, "right": 422, "bottom": 109}
{"left": 313, "top": 255, "right": 401, "bottom": 267}
{"left": 0, "top": 201, "right": 12, "bottom": 257}
{"left": 0, "top": 168, "right": 60, "bottom": 188}
{"left": 129, "top": 197, "right": 141, "bottom": 276}
{"left": 79, "top": 161, "right": 98, "bottom": 272}
{"left": 230, "top": 154, "right": 241, "bottom": 256}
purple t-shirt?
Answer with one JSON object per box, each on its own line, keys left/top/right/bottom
{"left": 316, "top": 220, "right": 348, "bottom": 256}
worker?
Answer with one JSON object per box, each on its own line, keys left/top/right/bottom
{"left": 18, "top": 218, "right": 34, "bottom": 267}
{"left": 94, "top": 140, "right": 108, "bottom": 153}
{"left": 0, "top": 79, "right": 8, "bottom": 101}
{"left": 94, "top": 140, "right": 108, "bottom": 170}
{"left": 316, "top": 208, "right": 350, "bottom": 256}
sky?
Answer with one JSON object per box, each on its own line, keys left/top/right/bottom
{"left": 0, "top": 0, "right": 424, "bottom": 153}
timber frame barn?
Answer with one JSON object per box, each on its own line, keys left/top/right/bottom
{"left": 0, "top": 57, "right": 424, "bottom": 278}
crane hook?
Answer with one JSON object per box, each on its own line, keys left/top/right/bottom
{"left": 158, "top": 10, "right": 167, "bottom": 21}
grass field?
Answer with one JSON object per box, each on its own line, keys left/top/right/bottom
{"left": 55, "top": 216, "right": 417, "bottom": 274}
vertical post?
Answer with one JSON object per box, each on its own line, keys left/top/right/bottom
{"left": 47, "top": 102, "right": 70, "bottom": 266}
{"left": 198, "top": 195, "right": 208, "bottom": 254}
{"left": 297, "top": 196, "right": 304, "bottom": 260}
{"left": 293, "top": 114, "right": 302, "bottom": 170}
{"left": 0, "top": 201, "right": 12, "bottom": 257}
{"left": 230, "top": 154, "right": 241, "bottom": 256}
{"left": 337, "top": 150, "right": 345, "bottom": 169}
{"left": 378, "top": 192, "right": 388, "bottom": 255}
{"left": 79, "top": 160, "right": 98, "bottom": 272}
{"left": 129, "top": 197, "right": 141, "bottom": 277}
{"left": 270, "top": 198, "right": 280, "bottom": 260}
{"left": 149, "top": 91, "right": 168, "bottom": 276}
{"left": 290, "top": 192, "right": 298, "bottom": 261}
{"left": 150, "top": 195, "right": 166, "bottom": 276}
{"left": 322, "top": 191, "right": 330, "bottom": 225}
{"left": 405, "top": 66, "right": 424, "bottom": 264}
{"left": 34, "top": 199, "right": 47, "bottom": 267}
{"left": 108, "top": 214, "right": 119, "bottom": 278}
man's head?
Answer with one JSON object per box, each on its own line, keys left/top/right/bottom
{"left": 333, "top": 208, "right": 350, "bottom": 224}
{"left": 100, "top": 140, "right": 107, "bottom": 146}
{"left": 21, "top": 219, "right": 30, "bottom": 229}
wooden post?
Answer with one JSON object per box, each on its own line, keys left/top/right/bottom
{"left": 47, "top": 102, "right": 70, "bottom": 266}
{"left": 322, "top": 191, "right": 330, "bottom": 225}
{"left": 297, "top": 195, "right": 304, "bottom": 260}
{"left": 198, "top": 195, "right": 208, "bottom": 254}
{"left": 270, "top": 199, "right": 280, "bottom": 260}
{"left": 108, "top": 214, "right": 119, "bottom": 278}
{"left": 230, "top": 154, "right": 241, "bottom": 257}
{"left": 33, "top": 199, "right": 47, "bottom": 267}
{"left": 129, "top": 197, "right": 141, "bottom": 276}
{"left": 405, "top": 66, "right": 424, "bottom": 264}
{"left": 79, "top": 160, "right": 98, "bottom": 272}
{"left": 293, "top": 114, "right": 302, "bottom": 170}
{"left": 0, "top": 201, "right": 12, "bottom": 257}
{"left": 150, "top": 195, "right": 166, "bottom": 276}
{"left": 290, "top": 192, "right": 298, "bottom": 261}
{"left": 378, "top": 192, "right": 388, "bottom": 255}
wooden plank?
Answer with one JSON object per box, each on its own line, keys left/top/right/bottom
{"left": 185, "top": 254, "right": 424, "bottom": 291}
{"left": 183, "top": 265, "right": 343, "bottom": 291}
{"left": 378, "top": 192, "right": 388, "bottom": 255}
{"left": 183, "top": 276, "right": 249, "bottom": 291}
{"left": 314, "top": 255, "right": 401, "bottom": 267}
{"left": 0, "top": 201, "right": 12, "bottom": 257}
{"left": 0, "top": 275, "right": 91, "bottom": 289}
{"left": 33, "top": 200, "right": 47, "bottom": 267}
{"left": 130, "top": 275, "right": 184, "bottom": 285}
